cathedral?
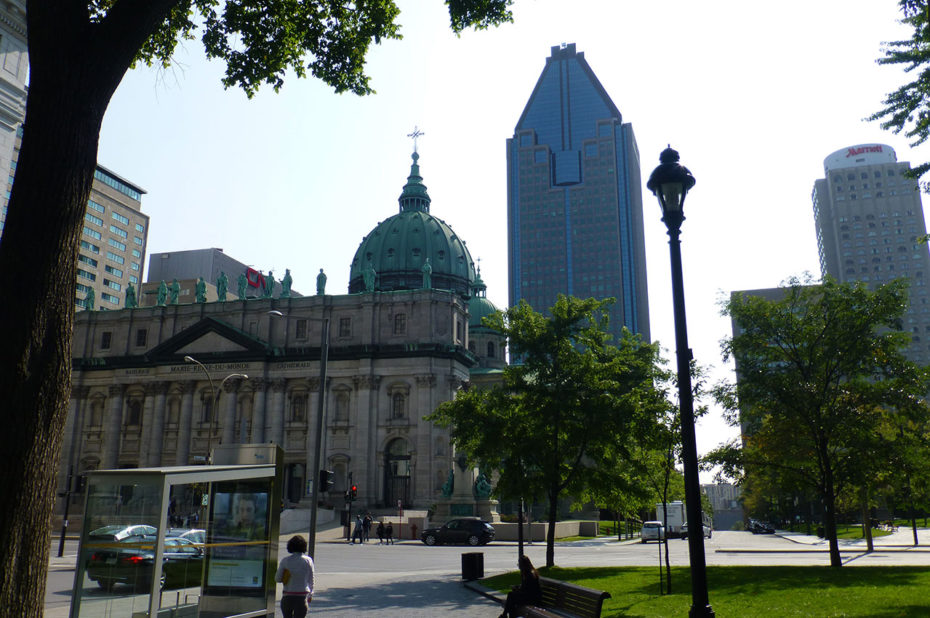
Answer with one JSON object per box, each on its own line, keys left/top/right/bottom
{"left": 61, "top": 151, "right": 505, "bottom": 514}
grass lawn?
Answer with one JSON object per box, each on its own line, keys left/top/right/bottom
{"left": 482, "top": 565, "right": 930, "bottom": 617}
{"left": 835, "top": 524, "right": 891, "bottom": 540}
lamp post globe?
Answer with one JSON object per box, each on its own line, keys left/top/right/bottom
{"left": 646, "top": 146, "right": 696, "bottom": 229}
{"left": 647, "top": 147, "right": 713, "bottom": 618}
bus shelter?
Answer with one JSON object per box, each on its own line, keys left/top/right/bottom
{"left": 70, "top": 458, "right": 283, "bottom": 618}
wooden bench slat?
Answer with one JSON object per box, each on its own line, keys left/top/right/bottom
{"left": 517, "top": 577, "right": 611, "bottom": 618}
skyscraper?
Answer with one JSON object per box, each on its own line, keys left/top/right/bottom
{"left": 812, "top": 143, "right": 930, "bottom": 364}
{"left": 507, "top": 43, "right": 649, "bottom": 342}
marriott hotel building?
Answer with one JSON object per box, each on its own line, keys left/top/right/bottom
{"left": 812, "top": 143, "right": 930, "bottom": 364}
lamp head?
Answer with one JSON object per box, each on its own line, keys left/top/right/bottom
{"left": 184, "top": 355, "right": 195, "bottom": 363}
{"left": 646, "top": 146, "right": 696, "bottom": 228}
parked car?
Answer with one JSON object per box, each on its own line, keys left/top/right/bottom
{"left": 85, "top": 535, "right": 204, "bottom": 591}
{"left": 640, "top": 521, "right": 665, "bottom": 543}
{"left": 87, "top": 524, "right": 157, "bottom": 543}
{"left": 420, "top": 519, "right": 495, "bottom": 546}
{"left": 166, "top": 528, "right": 206, "bottom": 545}
{"left": 749, "top": 519, "right": 775, "bottom": 534}
{"left": 680, "top": 522, "right": 712, "bottom": 539}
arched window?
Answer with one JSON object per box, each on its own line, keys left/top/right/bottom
{"left": 125, "top": 399, "right": 142, "bottom": 426}
{"left": 487, "top": 341, "right": 496, "bottom": 358}
{"left": 200, "top": 392, "right": 214, "bottom": 423}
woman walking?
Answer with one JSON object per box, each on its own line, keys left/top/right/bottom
{"left": 275, "top": 535, "right": 315, "bottom": 618}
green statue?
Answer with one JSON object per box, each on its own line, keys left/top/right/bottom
{"left": 237, "top": 273, "right": 247, "bottom": 299}
{"left": 421, "top": 257, "right": 432, "bottom": 289}
{"left": 316, "top": 268, "right": 327, "bottom": 295}
{"left": 195, "top": 277, "right": 207, "bottom": 303}
{"left": 363, "top": 261, "right": 376, "bottom": 292}
{"left": 217, "top": 271, "right": 229, "bottom": 302}
{"left": 125, "top": 283, "right": 137, "bottom": 309}
{"left": 474, "top": 471, "right": 492, "bottom": 500}
{"left": 169, "top": 279, "right": 180, "bottom": 304}
{"left": 440, "top": 469, "right": 454, "bottom": 498}
{"left": 280, "top": 268, "right": 292, "bottom": 298}
{"left": 84, "top": 288, "right": 95, "bottom": 311}
{"left": 264, "top": 271, "right": 274, "bottom": 298}
{"left": 156, "top": 280, "right": 167, "bottom": 306}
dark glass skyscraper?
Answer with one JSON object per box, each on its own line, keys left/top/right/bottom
{"left": 507, "top": 43, "right": 649, "bottom": 341}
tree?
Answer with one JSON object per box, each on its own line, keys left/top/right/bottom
{"left": 0, "top": 2, "right": 513, "bottom": 614}
{"left": 871, "top": 1, "right": 930, "bottom": 188}
{"left": 429, "top": 295, "right": 668, "bottom": 567}
{"left": 708, "top": 277, "right": 929, "bottom": 567}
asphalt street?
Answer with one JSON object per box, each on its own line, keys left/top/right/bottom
{"left": 45, "top": 526, "right": 930, "bottom": 616}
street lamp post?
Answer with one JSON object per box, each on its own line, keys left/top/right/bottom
{"left": 268, "top": 311, "right": 330, "bottom": 559}
{"left": 647, "top": 146, "right": 714, "bottom": 617}
{"left": 183, "top": 355, "right": 247, "bottom": 464}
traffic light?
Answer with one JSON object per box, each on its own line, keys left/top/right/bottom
{"left": 350, "top": 484, "right": 358, "bottom": 501}
{"left": 319, "top": 469, "right": 335, "bottom": 492}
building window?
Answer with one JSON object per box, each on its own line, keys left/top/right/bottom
{"left": 201, "top": 394, "right": 214, "bottom": 424}
{"left": 111, "top": 212, "right": 129, "bottom": 225}
{"left": 85, "top": 213, "right": 103, "bottom": 226}
{"left": 108, "top": 238, "right": 126, "bottom": 251}
{"left": 80, "top": 240, "right": 100, "bottom": 254}
{"left": 487, "top": 341, "right": 496, "bottom": 358}
{"left": 109, "top": 224, "right": 128, "bottom": 238}
{"left": 339, "top": 317, "right": 351, "bottom": 337}
{"left": 295, "top": 319, "right": 308, "bottom": 340}
{"left": 394, "top": 314, "right": 406, "bottom": 335}
{"left": 125, "top": 399, "right": 142, "bottom": 426}
{"left": 392, "top": 393, "right": 406, "bottom": 419}
{"left": 105, "top": 265, "right": 123, "bottom": 277}
{"left": 101, "top": 332, "right": 111, "bottom": 350}
{"left": 107, "top": 251, "right": 125, "bottom": 264}
{"left": 334, "top": 391, "right": 349, "bottom": 422}
{"left": 290, "top": 394, "right": 307, "bottom": 422}
{"left": 78, "top": 254, "right": 98, "bottom": 267}
{"left": 87, "top": 200, "right": 105, "bottom": 213}
{"left": 135, "top": 328, "right": 147, "bottom": 347}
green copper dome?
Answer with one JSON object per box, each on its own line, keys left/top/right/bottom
{"left": 349, "top": 152, "right": 476, "bottom": 295}
{"left": 468, "top": 268, "right": 499, "bottom": 329}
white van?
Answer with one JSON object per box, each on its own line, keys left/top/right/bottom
{"left": 641, "top": 520, "right": 665, "bottom": 543}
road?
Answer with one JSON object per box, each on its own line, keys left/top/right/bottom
{"left": 45, "top": 527, "right": 930, "bottom": 616}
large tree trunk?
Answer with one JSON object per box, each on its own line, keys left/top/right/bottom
{"left": 821, "top": 463, "right": 842, "bottom": 567}
{"left": 860, "top": 489, "right": 873, "bottom": 552}
{"left": 0, "top": 2, "right": 176, "bottom": 613}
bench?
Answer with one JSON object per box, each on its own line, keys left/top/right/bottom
{"left": 517, "top": 576, "right": 611, "bottom": 618}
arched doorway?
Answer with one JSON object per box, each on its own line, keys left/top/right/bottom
{"left": 383, "top": 438, "right": 411, "bottom": 508}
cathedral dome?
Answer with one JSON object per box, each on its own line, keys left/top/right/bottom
{"left": 348, "top": 152, "right": 476, "bottom": 296}
{"left": 468, "top": 269, "right": 499, "bottom": 330}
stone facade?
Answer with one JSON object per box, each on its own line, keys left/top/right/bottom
{"left": 63, "top": 288, "right": 476, "bottom": 512}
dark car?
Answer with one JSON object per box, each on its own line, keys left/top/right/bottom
{"left": 420, "top": 519, "right": 495, "bottom": 546}
{"left": 749, "top": 519, "right": 775, "bottom": 534}
{"left": 87, "top": 524, "right": 157, "bottom": 542}
{"left": 86, "top": 535, "right": 204, "bottom": 591}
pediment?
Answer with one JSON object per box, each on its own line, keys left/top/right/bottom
{"left": 146, "top": 317, "right": 268, "bottom": 362}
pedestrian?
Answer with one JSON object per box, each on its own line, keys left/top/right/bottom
{"left": 275, "top": 535, "right": 314, "bottom": 618}
{"left": 363, "top": 512, "right": 372, "bottom": 542}
{"left": 376, "top": 520, "right": 385, "bottom": 544}
{"left": 385, "top": 521, "right": 394, "bottom": 545}
{"left": 499, "top": 555, "right": 541, "bottom": 618}
{"left": 351, "top": 514, "right": 363, "bottom": 544}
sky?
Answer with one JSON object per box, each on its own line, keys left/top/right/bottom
{"left": 96, "top": 0, "right": 928, "bottom": 471}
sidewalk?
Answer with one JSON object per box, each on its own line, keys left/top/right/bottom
{"left": 719, "top": 526, "right": 930, "bottom": 553}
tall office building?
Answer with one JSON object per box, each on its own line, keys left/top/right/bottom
{"left": 77, "top": 166, "right": 149, "bottom": 310}
{"left": 0, "top": 0, "right": 27, "bottom": 237}
{"left": 812, "top": 143, "right": 930, "bottom": 364}
{"left": 507, "top": 43, "right": 649, "bottom": 342}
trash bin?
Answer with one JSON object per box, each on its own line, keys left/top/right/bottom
{"left": 462, "top": 552, "right": 484, "bottom": 581}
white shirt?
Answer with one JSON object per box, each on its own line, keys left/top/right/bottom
{"left": 275, "top": 552, "right": 315, "bottom": 595}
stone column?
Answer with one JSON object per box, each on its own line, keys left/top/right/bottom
{"left": 138, "top": 383, "right": 157, "bottom": 465}
{"left": 416, "top": 374, "right": 436, "bottom": 502}
{"left": 352, "top": 375, "right": 379, "bottom": 504}
{"left": 221, "top": 378, "right": 240, "bottom": 447}
{"left": 177, "top": 381, "right": 195, "bottom": 465}
{"left": 269, "top": 379, "right": 287, "bottom": 447}
{"left": 103, "top": 385, "right": 125, "bottom": 469}
{"left": 306, "top": 376, "right": 322, "bottom": 479}
{"left": 251, "top": 378, "right": 267, "bottom": 443}
{"left": 148, "top": 382, "right": 168, "bottom": 466}
{"left": 60, "top": 386, "right": 89, "bottom": 494}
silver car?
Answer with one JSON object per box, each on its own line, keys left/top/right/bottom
{"left": 641, "top": 521, "right": 665, "bottom": 543}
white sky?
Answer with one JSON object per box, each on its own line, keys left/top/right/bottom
{"left": 97, "top": 0, "right": 927, "bottom": 470}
